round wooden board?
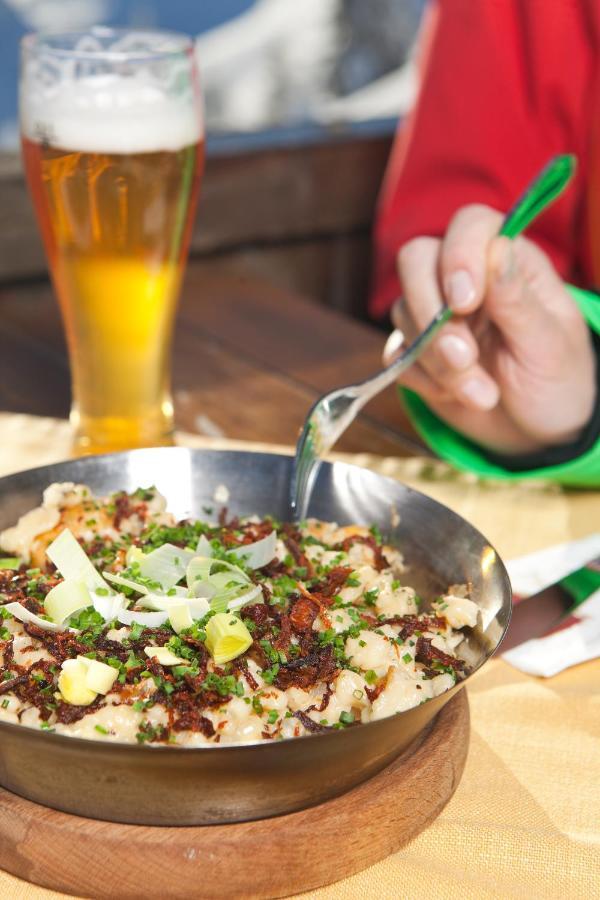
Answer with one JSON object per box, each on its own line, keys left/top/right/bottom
{"left": 0, "top": 691, "right": 469, "bottom": 900}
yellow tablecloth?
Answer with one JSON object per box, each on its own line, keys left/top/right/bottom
{"left": 0, "top": 414, "right": 598, "bottom": 900}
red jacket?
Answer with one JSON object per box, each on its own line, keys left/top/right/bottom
{"left": 371, "top": 0, "right": 600, "bottom": 319}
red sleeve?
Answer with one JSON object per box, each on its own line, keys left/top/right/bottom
{"left": 370, "top": 0, "right": 595, "bottom": 319}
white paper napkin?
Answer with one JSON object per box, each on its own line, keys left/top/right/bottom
{"left": 502, "top": 535, "right": 600, "bottom": 677}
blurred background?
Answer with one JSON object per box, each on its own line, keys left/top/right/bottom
{"left": 0, "top": 0, "right": 424, "bottom": 148}
{"left": 0, "top": 0, "right": 429, "bottom": 322}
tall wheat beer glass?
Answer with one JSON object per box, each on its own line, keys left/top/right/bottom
{"left": 20, "top": 29, "right": 203, "bottom": 453}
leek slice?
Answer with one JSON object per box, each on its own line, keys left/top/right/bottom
{"left": 196, "top": 531, "right": 277, "bottom": 569}
{"left": 2, "top": 601, "right": 66, "bottom": 632}
{"left": 0, "top": 558, "right": 21, "bottom": 570}
{"left": 143, "top": 646, "right": 189, "bottom": 666}
{"left": 169, "top": 605, "right": 194, "bottom": 634}
{"left": 58, "top": 659, "right": 97, "bottom": 706}
{"left": 196, "top": 532, "right": 277, "bottom": 570}
{"left": 223, "top": 584, "right": 262, "bottom": 613}
{"left": 103, "top": 571, "right": 149, "bottom": 595}
{"left": 92, "top": 591, "right": 127, "bottom": 623}
{"left": 137, "top": 593, "right": 210, "bottom": 618}
{"left": 195, "top": 534, "right": 213, "bottom": 556}
{"left": 117, "top": 608, "right": 169, "bottom": 628}
{"left": 44, "top": 579, "right": 91, "bottom": 625}
{"left": 204, "top": 612, "right": 252, "bottom": 665}
{"left": 185, "top": 556, "right": 261, "bottom": 613}
{"left": 208, "top": 583, "right": 262, "bottom": 614}
{"left": 126, "top": 546, "right": 145, "bottom": 567}
{"left": 138, "top": 543, "right": 195, "bottom": 591}
{"left": 76, "top": 656, "right": 118, "bottom": 694}
{"left": 46, "top": 529, "right": 110, "bottom": 593}
{"left": 186, "top": 556, "right": 249, "bottom": 592}
{"left": 230, "top": 531, "right": 277, "bottom": 569}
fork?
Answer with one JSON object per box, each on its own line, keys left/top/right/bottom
{"left": 289, "top": 153, "right": 576, "bottom": 520}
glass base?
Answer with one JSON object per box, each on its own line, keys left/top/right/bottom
{"left": 71, "top": 404, "right": 175, "bottom": 456}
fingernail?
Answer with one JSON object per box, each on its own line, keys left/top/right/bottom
{"left": 459, "top": 377, "right": 499, "bottom": 410}
{"left": 383, "top": 328, "right": 405, "bottom": 364}
{"left": 438, "top": 334, "right": 473, "bottom": 370}
{"left": 445, "top": 269, "right": 476, "bottom": 310}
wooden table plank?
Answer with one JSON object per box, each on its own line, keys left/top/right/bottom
{"left": 0, "top": 265, "right": 423, "bottom": 456}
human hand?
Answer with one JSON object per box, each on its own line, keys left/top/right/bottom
{"left": 384, "top": 205, "right": 597, "bottom": 455}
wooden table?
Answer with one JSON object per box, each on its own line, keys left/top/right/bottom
{"left": 0, "top": 260, "right": 424, "bottom": 457}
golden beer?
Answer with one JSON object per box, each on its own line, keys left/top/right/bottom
{"left": 20, "top": 29, "right": 203, "bottom": 453}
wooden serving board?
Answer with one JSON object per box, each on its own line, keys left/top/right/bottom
{"left": 0, "top": 691, "right": 469, "bottom": 900}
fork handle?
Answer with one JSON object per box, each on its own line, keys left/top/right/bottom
{"left": 356, "top": 307, "right": 453, "bottom": 408}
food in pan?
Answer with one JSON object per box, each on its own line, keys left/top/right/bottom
{"left": 0, "top": 483, "right": 478, "bottom": 746}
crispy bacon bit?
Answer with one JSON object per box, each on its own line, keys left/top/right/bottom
{"left": 275, "top": 645, "right": 337, "bottom": 690}
{"left": 335, "top": 535, "right": 388, "bottom": 572}
{"left": 292, "top": 710, "right": 330, "bottom": 734}
{"left": 112, "top": 491, "right": 148, "bottom": 530}
{"left": 281, "top": 524, "right": 315, "bottom": 578}
{"left": 261, "top": 559, "right": 287, "bottom": 579}
{"left": 290, "top": 596, "right": 320, "bottom": 633}
{"left": 242, "top": 603, "right": 269, "bottom": 626}
{"left": 0, "top": 568, "right": 29, "bottom": 601}
{"left": 415, "top": 636, "right": 465, "bottom": 675}
{"left": 0, "top": 635, "right": 14, "bottom": 670}
{"left": 23, "top": 623, "right": 93, "bottom": 663}
{"left": 171, "top": 709, "right": 215, "bottom": 737}
{"left": 55, "top": 695, "right": 105, "bottom": 725}
{"left": 311, "top": 681, "right": 333, "bottom": 713}
{"left": 113, "top": 492, "right": 134, "bottom": 529}
{"left": 310, "top": 565, "right": 353, "bottom": 604}
{"left": 84, "top": 539, "right": 108, "bottom": 558}
{"left": 232, "top": 658, "right": 259, "bottom": 692}
{"left": 137, "top": 721, "right": 171, "bottom": 743}
{"left": 273, "top": 614, "right": 292, "bottom": 651}
{"left": 0, "top": 673, "right": 28, "bottom": 695}
{"left": 391, "top": 615, "right": 448, "bottom": 642}
{"left": 218, "top": 507, "right": 240, "bottom": 530}
{"left": 222, "top": 521, "right": 274, "bottom": 548}
{"left": 365, "top": 681, "right": 386, "bottom": 703}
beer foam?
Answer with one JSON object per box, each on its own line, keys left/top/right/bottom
{"left": 20, "top": 74, "right": 203, "bottom": 154}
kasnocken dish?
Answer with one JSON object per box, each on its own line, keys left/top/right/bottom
{"left": 0, "top": 482, "right": 478, "bottom": 747}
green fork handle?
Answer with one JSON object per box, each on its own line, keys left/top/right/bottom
{"left": 433, "top": 153, "right": 577, "bottom": 330}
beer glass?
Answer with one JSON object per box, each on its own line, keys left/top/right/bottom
{"left": 20, "top": 29, "right": 204, "bottom": 453}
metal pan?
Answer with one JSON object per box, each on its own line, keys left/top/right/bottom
{"left": 0, "top": 448, "right": 511, "bottom": 825}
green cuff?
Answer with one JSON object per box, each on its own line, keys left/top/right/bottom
{"left": 402, "top": 285, "right": 600, "bottom": 487}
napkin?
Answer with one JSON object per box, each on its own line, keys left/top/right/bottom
{"left": 503, "top": 534, "right": 600, "bottom": 677}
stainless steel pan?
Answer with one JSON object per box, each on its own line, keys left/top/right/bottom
{"left": 0, "top": 448, "right": 511, "bottom": 825}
